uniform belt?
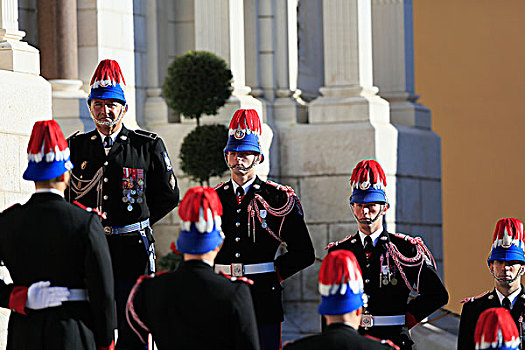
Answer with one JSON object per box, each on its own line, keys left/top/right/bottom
{"left": 360, "top": 315, "right": 405, "bottom": 327}
{"left": 215, "top": 262, "right": 275, "bottom": 277}
{"left": 104, "top": 219, "right": 150, "bottom": 236}
{"left": 65, "top": 288, "right": 89, "bottom": 302}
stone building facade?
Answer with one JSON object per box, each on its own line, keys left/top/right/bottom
{"left": 0, "top": 0, "right": 446, "bottom": 347}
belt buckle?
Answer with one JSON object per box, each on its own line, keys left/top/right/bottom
{"left": 231, "top": 263, "right": 244, "bottom": 277}
{"left": 361, "top": 314, "right": 373, "bottom": 328}
{"left": 104, "top": 226, "right": 112, "bottom": 236}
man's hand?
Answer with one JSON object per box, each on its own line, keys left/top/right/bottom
{"left": 25, "top": 281, "right": 70, "bottom": 310}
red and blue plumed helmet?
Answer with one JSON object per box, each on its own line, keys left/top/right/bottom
{"left": 474, "top": 308, "right": 519, "bottom": 350}
{"left": 349, "top": 160, "right": 387, "bottom": 204}
{"left": 23, "top": 120, "right": 73, "bottom": 182}
{"left": 176, "top": 187, "right": 225, "bottom": 255}
{"left": 488, "top": 218, "right": 525, "bottom": 265}
{"left": 224, "top": 109, "right": 264, "bottom": 163}
{"left": 318, "top": 250, "right": 365, "bottom": 315}
{"left": 87, "top": 59, "right": 127, "bottom": 106}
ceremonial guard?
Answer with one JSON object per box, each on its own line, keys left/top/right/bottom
{"left": 326, "top": 160, "right": 448, "bottom": 349}
{"left": 458, "top": 218, "right": 525, "bottom": 350}
{"left": 126, "top": 186, "right": 260, "bottom": 350}
{"left": 284, "top": 250, "right": 398, "bottom": 350}
{"left": 474, "top": 308, "right": 520, "bottom": 350}
{"left": 0, "top": 120, "right": 115, "bottom": 349}
{"left": 66, "top": 59, "right": 180, "bottom": 349}
{"left": 214, "top": 109, "right": 315, "bottom": 350}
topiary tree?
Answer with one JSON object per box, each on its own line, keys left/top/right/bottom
{"left": 162, "top": 50, "right": 233, "bottom": 126}
{"left": 163, "top": 50, "right": 233, "bottom": 186}
{"left": 179, "top": 124, "right": 229, "bottom": 186}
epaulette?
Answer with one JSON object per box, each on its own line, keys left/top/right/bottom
{"left": 392, "top": 232, "right": 419, "bottom": 245}
{"left": 364, "top": 335, "right": 400, "bottom": 349}
{"left": 265, "top": 179, "right": 295, "bottom": 194}
{"left": 1, "top": 203, "right": 21, "bottom": 213}
{"left": 324, "top": 234, "right": 354, "bottom": 250}
{"left": 219, "top": 271, "right": 254, "bottom": 285}
{"left": 66, "top": 130, "right": 81, "bottom": 142}
{"left": 460, "top": 290, "right": 490, "bottom": 304}
{"left": 214, "top": 182, "right": 226, "bottom": 190}
{"left": 133, "top": 129, "right": 158, "bottom": 140}
{"left": 73, "top": 201, "right": 107, "bottom": 220}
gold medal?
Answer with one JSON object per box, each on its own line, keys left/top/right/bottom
{"left": 81, "top": 161, "right": 87, "bottom": 170}
{"left": 391, "top": 277, "right": 398, "bottom": 285}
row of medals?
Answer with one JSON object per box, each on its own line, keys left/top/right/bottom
{"left": 122, "top": 178, "right": 144, "bottom": 211}
{"left": 380, "top": 258, "right": 398, "bottom": 287}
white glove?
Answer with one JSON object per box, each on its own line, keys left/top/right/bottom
{"left": 25, "top": 281, "right": 70, "bottom": 310}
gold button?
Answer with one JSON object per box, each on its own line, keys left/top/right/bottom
{"left": 235, "top": 237, "right": 240, "bottom": 242}
{"left": 235, "top": 253, "right": 240, "bottom": 258}
{"left": 103, "top": 195, "right": 108, "bottom": 200}
{"left": 235, "top": 222, "right": 240, "bottom": 227}
{"left": 103, "top": 178, "right": 108, "bottom": 183}
{"left": 237, "top": 209, "right": 241, "bottom": 213}
{"left": 104, "top": 161, "right": 108, "bottom": 166}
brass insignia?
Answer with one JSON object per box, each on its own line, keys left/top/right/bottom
{"left": 81, "top": 161, "right": 87, "bottom": 170}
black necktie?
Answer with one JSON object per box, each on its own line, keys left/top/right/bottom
{"left": 502, "top": 297, "right": 511, "bottom": 310}
{"left": 103, "top": 136, "right": 113, "bottom": 148}
{"left": 236, "top": 186, "right": 245, "bottom": 197}
{"left": 364, "top": 236, "right": 374, "bottom": 254}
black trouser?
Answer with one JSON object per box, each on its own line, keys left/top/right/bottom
{"left": 115, "top": 278, "right": 148, "bottom": 350}
{"left": 258, "top": 322, "right": 281, "bottom": 350}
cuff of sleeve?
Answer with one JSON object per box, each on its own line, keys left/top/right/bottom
{"left": 97, "top": 340, "right": 115, "bottom": 350}
{"left": 9, "top": 286, "right": 28, "bottom": 315}
{"left": 405, "top": 312, "right": 418, "bottom": 329}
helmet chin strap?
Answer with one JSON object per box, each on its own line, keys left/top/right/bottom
{"left": 90, "top": 105, "right": 126, "bottom": 127}
{"left": 350, "top": 203, "right": 387, "bottom": 225}
{"left": 489, "top": 265, "right": 525, "bottom": 284}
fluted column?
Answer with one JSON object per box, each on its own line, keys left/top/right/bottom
{"left": 309, "top": 0, "right": 389, "bottom": 124}
{"left": 0, "top": 0, "right": 40, "bottom": 73}
{"left": 372, "top": 0, "right": 430, "bottom": 128}
{"left": 144, "top": 0, "right": 168, "bottom": 127}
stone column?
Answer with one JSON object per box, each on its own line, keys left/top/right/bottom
{"left": 371, "top": 0, "right": 442, "bottom": 268}
{"left": 309, "top": 0, "right": 389, "bottom": 124}
{"left": 37, "top": 0, "right": 86, "bottom": 136}
{"left": 371, "top": 0, "right": 430, "bottom": 128}
{"left": 144, "top": 0, "right": 168, "bottom": 127}
{"left": 0, "top": 0, "right": 52, "bottom": 346}
{"left": 192, "top": 0, "right": 262, "bottom": 126}
{"left": 0, "top": 0, "right": 39, "bottom": 73}
{"left": 265, "top": 0, "right": 304, "bottom": 125}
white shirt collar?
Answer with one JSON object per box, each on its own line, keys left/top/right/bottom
{"left": 35, "top": 188, "right": 64, "bottom": 198}
{"left": 97, "top": 125, "right": 123, "bottom": 145}
{"left": 495, "top": 287, "right": 521, "bottom": 308}
{"left": 358, "top": 226, "right": 384, "bottom": 247}
{"left": 231, "top": 177, "right": 256, "bottom": 195}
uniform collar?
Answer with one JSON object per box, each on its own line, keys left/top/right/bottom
{"left": 96, "top": 124, "right": 123, "bottom": 145}
{"left": 231, "top": 177, "right": 256, "bottom": 195}
{"left": 34, "top": 188, "right": 64, "bottom": 198}
{"left": 358, "top": 226, "right": 384, "bottom": 247}
{"left": 495, "top": 287, "right": 521, "bottom": 308}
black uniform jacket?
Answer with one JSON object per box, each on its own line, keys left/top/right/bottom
{"left": 214, "top": 177, "right": 315, "bottom": 325}
{"left": 329, "top": 231, "right": 448, "bottom": 348}
{"left": 458, "top": 286, "right": 525, "bottom": 350}
{"left": 67, "top": 125, "right": 179, "bottom": 277}
{"left": 0, "top": 192, "right": 115, "bottom": 349}
{"left": 284, "top": 323, "right": 397, "bottom": 350}
{"left": 127, "top": 260, "right": 260, "bottom": 350}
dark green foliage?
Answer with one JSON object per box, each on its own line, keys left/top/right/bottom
{"left": 157, "top": 251, "right": 184, "bottom": 272}
{"left": 162, "top": 50, "right": 233, "bottom": 125}
{"left": 180, "top": 124, "right": 229, "bottom": 185}
{"left": 157, "top": 241, "right": 184, "bottom": 272}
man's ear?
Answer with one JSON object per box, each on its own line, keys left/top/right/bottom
{"left": 124, "top": 104, "right": 128, "bottom": 112}
{"left": 519, "top": 265, "right": 525, "bottom": 276}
